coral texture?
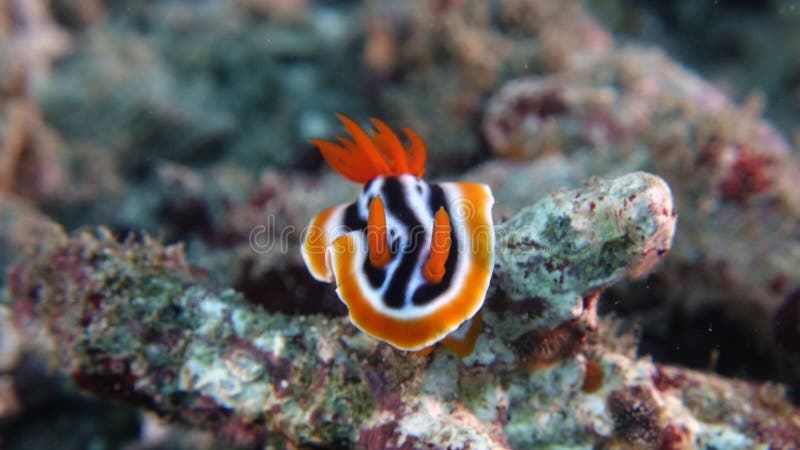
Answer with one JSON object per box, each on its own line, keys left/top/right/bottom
{"left": 492, "top": 172, "right": 675, "bottom": 338}
{"left": 2, "top": 0, "right": 800, "bottom": 448}
{"left": 7, "top": 172, "right": 796, "bottom": 449}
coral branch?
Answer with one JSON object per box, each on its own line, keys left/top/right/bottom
{"left": 491, "top": 171, "right": 676, "bottom": 337}
{"left": 6, "top": 173, "right": 794, "bottom": 449}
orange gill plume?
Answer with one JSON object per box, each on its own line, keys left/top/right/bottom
{"left": 308, "top": 114, "right": 426, "bottom": 182}
{"left": 422, "top": 206, "right": 451, "bottom": 284}
{"left": 367, "top": 195, "right": 391, "bottom": 268}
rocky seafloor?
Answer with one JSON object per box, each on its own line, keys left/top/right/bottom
{"left": 1, "top": 0, "right": 800, "bottom": 449}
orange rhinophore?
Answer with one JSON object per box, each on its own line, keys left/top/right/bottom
{"left": 301, "top": 114, "right": 495, "bottom": 354}
{"left": 422, "top": 207, "right": 451, "bottom": 284}
{"left": 367, "top": 195, "right": 391, "bottom": 268}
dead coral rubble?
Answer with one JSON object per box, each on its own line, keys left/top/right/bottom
{"left": 1, "top": 0, "right": 799, "bottom": 445}
{"left": 365, "top": 0, "right": 614, "bottom": 171}
{"left": 5, "top": 219, "right": 504, "bottom": 448}
{"left": 478, "top": 46, "right": 800, "bottom": 385}
{"left": 0, "top": 50, "right": 66, "bottom": 202}
{"left": 6, "top": 172, "right": 796, "bottom": 449}
{"left": 366, "top": 0, "right": 800, "bottom": 386}
{"left": 35, "top": 0, "right": 362, "bottom": 174}
{"left": 492, "top": 172, "right": 676, "bottom": 338}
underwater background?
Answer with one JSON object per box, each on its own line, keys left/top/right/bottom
{"left": 1, "top": 0, "right": 800, "bottom": 449}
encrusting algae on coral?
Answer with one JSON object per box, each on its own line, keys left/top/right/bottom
{"left": 7, "top": 172, "right": 797, "bottom": 449}
{"left": 302, "top": 114, "right": 494, "bottom": 355}
{"left": 489, "top": 172, "right": 677, "bottom": 343}
{"left": 2, "top": 0, "right": 800, "bottom": 448}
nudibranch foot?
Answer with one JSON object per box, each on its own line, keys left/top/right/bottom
{"left": 302, "top": 115, "right": 495, "bottom": 354}
{"left": 411, "top": 345, "right": 436, "bottom": 357}
{"left": 441, "top": 312, "right": 483, "bottom": 357}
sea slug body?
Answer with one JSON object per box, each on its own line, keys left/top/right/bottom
{"left": 302, "top": 114, "right": 494, "bottom": 354}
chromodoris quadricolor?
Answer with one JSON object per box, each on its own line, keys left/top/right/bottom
{"left": 301, "top": 114, "right": 494, "bottom": 355}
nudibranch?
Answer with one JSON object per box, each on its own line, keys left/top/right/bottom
{"left": 301, "top": 114, "right": 494, "bottom": 355}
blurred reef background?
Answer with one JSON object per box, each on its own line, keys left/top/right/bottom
{"left": 1, "top": 0, "right": 800, "bottom": 449}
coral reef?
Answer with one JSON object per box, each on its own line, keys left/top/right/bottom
{"left": 34, "top": 0, "right": 363, "bottom": 175}
{"left": 365, "top": 0, "right": 614, "bottom": 172}
{"left": 493, "top": 172, "right": 675, "bottom": 337}
{"left": 6, "top": 171, "right": 797, "bottom": 449}
{"left": 0, "top": 2, "right": 67, "bottom": 202}
{"left": 359, "top": 0, "right": 800, "bottom": 385}
{"left": 475, "top": 47, "right": 800, "bottom": 385}
{"left": 588, "top": 0, "right": 800, "bottom": 135}
{"left": 0, "top": 0, "right": 71, "bottom": 84}
{"left": 0, "top": 196, "right": 64, "bottom": 291}
{"left": 2, "top": 0, "right": 800, "bottom": 448}
{"left": 0, "top": 98, "right": 65, "bottom": 200}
